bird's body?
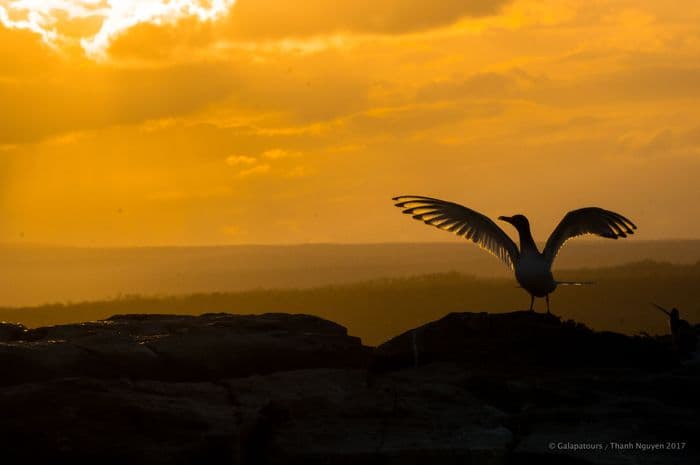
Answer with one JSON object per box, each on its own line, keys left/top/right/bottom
{"left": 652, "top": 304, "right": 697, "bottom": 357}
{"left": 515, "top": 250, "right": 556, "bottom": 298}
{"left": 393, "top": 196, "right": 636, "bottom": 313}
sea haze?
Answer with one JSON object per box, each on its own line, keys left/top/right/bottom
{"left": 1, "top": 240, "right": 699, "bottom": 307}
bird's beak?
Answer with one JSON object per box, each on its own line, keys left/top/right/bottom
{"left": 498, "top": 216, "right": 512, "bottom": 223}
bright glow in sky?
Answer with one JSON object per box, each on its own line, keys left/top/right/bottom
{"left": 0, "top": 0, "right": 235, "bottom": 56}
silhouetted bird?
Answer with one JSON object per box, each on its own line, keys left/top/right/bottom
{"left": 393, "top": 196, "right": 637, "bottom": 313}
{"left": 652, "top": 303, "right": 697, "bottom": 357}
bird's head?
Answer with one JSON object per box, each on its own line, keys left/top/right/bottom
{"left": 670, "top": 308, "right": 680, "bottom": 321}
{"left": 498, "top": 214, "right": 530, "bottom": 231}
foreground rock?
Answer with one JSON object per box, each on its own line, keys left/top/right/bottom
{"left": 0, "top": 313, "right": 371, "bottom": 384}
{"left": 0, "top": 311, "right": 697, "bottom": 464}
{"left": 371, "top": 311, "right": 678, "bottom": 375}
{"left": 0, "top": 367, "right": 514, "bottom": 465}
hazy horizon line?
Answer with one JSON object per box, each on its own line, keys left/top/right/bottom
{"left": 2, "top": 260, "right": 698, "bottom": 312}
{"left": 2, "top": 238, "right": 700, "bottom": 250}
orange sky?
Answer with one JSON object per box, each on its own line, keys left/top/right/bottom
{"left": 1, "top": 0, "right": 699, "bottom": 246}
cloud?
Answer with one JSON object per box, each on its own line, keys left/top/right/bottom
{"left": 285, "top": 166, "right": 310, "bottom": 178}
{"left": 0, "top": 24, "right": 58, "bottom": 76}
{"left": 413, "top": 66, "right": 700, "bottom": 109}
{"left": 529, "top": 66, "right": 700, "bottom": 106}
{"left": 103, "top": 0, "right": 518, "bottom": 60}
{"left": 223, "top": 0, "right": 513, "bottom": 39}
{"left": 0, "top": 0, "right": 515, "bottom": 61}
{"left": 262, "top": 149, "right": 299, "bottom": 159}
{"left": 238, "top": 163, "right": 271, "bottom": 178}
{"left": 416, "top": 72, "right": 526, "bottom": 102}
{"left": 346, "top": 101, "right": 503, "bottom": 136}
{"left": 0, "top": 0, "right": 235, "bottom": 57}
{"left": 231, "top": 148, "right": 305, "bottom": 178}
{"left": 226, "top": 155, "right": 257, "bottom": 166}
{"left": 0, "top": 30, "right": 373, "bottom": 144}
{"left": 0, "top": 59, "right": 238, "bottom": 143}
{"left": 5, "top": 0, "right": 700, "bottom": 246}
{"left": 620, "top": 126, "right": 700, "bottom": 158}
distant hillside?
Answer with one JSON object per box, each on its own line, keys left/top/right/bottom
{"left": 1, "top": 261, "right": 698, "bottom": 345}
{"left": 1, "top": 240, "right": 699, "bottom": 307}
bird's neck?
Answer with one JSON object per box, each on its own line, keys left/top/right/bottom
{"left": 515, "top": 224, "right": 539, "bottom": 254}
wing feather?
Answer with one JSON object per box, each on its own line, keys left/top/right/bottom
{"left": 543, "top": 207, "right": 637, "bottom": 264}
{"left": 393, "top": 195, "right": 519, "bottom": 269}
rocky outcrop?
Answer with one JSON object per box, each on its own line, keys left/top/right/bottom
{"left": 0, "top": 322, "right": 26, "bottom": 342}
{"left": 370, "top": 311, "right": 678, "bottom": 375}
{"left": 0, "top": 313, "right": 371, "bottom": 385}
{"left": 0, "top": 366, "right": 518, "bottom": 465}
{"left": 0, "top": 311, "right": 697, "bottom": 464}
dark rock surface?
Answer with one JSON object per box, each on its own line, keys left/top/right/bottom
{"left": 0, "top": 322, "right": 26, "bottom": 342}
{"left": 0, "top": 311, "right": 697, "bottom": 464}
{"left": 370, "top": 311, "right": 678, "bottom": 375}
{"left": 0, "top": 313, "right": 371, "bottom": 385}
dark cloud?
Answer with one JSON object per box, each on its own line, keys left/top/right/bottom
{"left": 532, "top": 66, "right": 700, "bottom": 106}
{"left": 0, "top": 25, "right": 59, "bottom": 76}
{"left": 414, "top": 66, "right": 700, "bottom": 107}
{"left": 630, "top": 126, "right": 700, "bottom": 158}
{"left": 224, "top": 0, "right": 513, "bottom": 38}
{"left": 346, "top": 102, "right": 503, "bottom": 135}
{"left": 107, "top": 0, "right": 513, "bottom": 60}
{"left": 416, "top": 72, "right": 524, "bottom": 102}
{"left": 0, "top": 62, "right": 237, "bottom": 144}
{"left": 0, "top": 45, "right": 372, "bottom": 144}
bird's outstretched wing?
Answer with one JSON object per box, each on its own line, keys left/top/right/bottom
{"left": 393, "top": 195, "right": 519, "bottom": 269}
{"left": 651, "top": 302, "right": 671, "bottom": 317}
{"left": 543, "top": 207, "right": 637, "bottom": 264}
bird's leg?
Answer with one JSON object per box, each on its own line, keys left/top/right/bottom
{"left": 529, "top": 295, "right": 535, "bottom": 312}
{"left": 546, "top": 294, "right": 551, "bottom": 314}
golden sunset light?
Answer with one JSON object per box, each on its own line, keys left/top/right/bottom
{"left": 1, "top": 0, "right": 699, "bottom": 246}
{"left": 1, "top": 4, "right": 700, "bottom": 459}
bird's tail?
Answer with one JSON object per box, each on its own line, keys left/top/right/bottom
{"left": 556, "top": 281, "right": 596, "bottom": 286}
